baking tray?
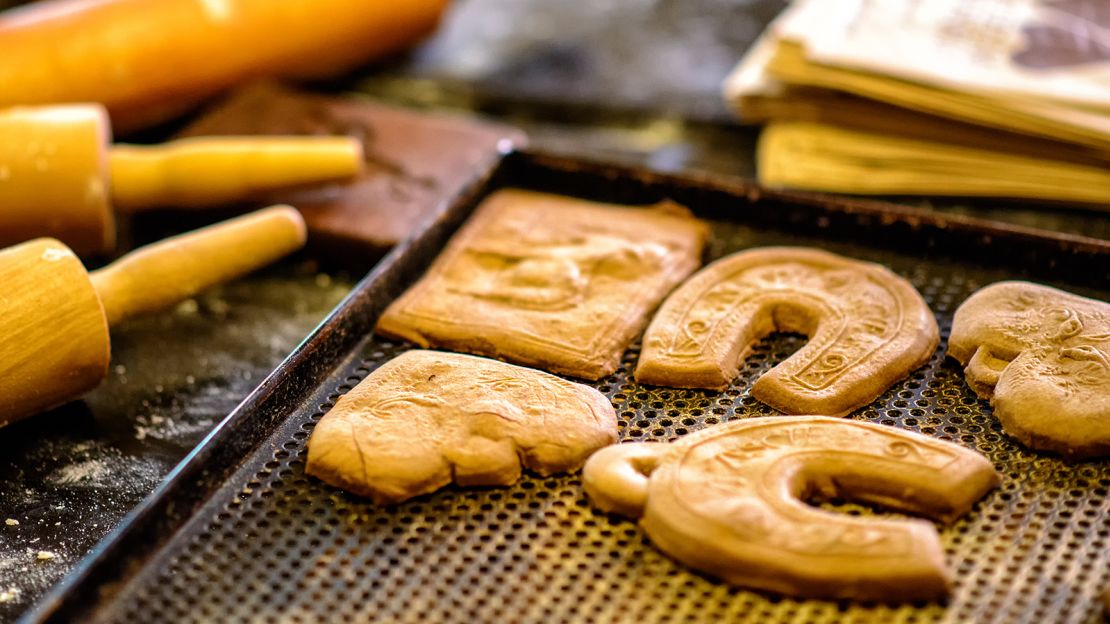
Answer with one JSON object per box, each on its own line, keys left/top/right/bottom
{"left": 23, "top": 151, "right": 1110, "bottom": 623}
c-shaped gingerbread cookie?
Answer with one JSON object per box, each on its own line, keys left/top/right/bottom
{"left": 583, "top": 417, "right": 999, "bottom": 601}
{"left": 949, "top": 281, "right": 1110, "bottom": 459}
{"left": 636, "top": 248, "right": 939, "bottom": 416}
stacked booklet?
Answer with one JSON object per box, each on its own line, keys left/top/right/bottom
{"left": 724, "top": 0, "right": 1110, "bottom": 206}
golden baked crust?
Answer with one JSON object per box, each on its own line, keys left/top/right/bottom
{"left": 949, "top": 281, "right": 1110, "bottom": 459}
{"left": 306, "top": 350, "right": 618, "bottom": 504}
{"left": 376, "top": 189, "right": 708, "bottom": 380}
{"left": 636, "top": 247, "right": 939, "bottom": 416}
{"left": 583, "top": 416, "right": 1000, "bottom": 602}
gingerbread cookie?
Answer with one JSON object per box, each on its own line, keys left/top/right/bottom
{"left": 636, "top": 247, "right": 938, "bottom": 416}
{"left": 306, "top": 350, "right": 618, "bottom": 504}
{"left": 376, "top": 189, "right": 708, "bottom": 380}
{"left": 949, "top": 281, "right": 1110, "bottom": 459}
{"left": 583, "top": 417, "right": 999, "bottom": 601}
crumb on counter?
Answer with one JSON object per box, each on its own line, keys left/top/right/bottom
{"left": 35, "top": 551, "right": 55, "bottom": 561}
{"left": 175, "top": 298, "right": 199, "bottom": 315}
{"left": 0, "top": 587, "right": 19, "bottom": 603}
{"left": 4, "top": 518, "right": 17, "bottom": 526}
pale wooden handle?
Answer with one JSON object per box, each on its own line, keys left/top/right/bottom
{"left": 109, "top": 136, "right": 363, "bottom": 212}
{"left": 91, "top": 206, "right": 307, "bottom": 325}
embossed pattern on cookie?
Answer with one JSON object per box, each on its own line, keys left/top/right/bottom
{"left": 583, "top": 416, "right": 1000, "bottom": 602}
{"left": 949, "top": 281, "right": 1110, "bottom": 459}
{"left": 306, "top": 350, "right": 618, "bottom": 505}
{"left": 376, "top": 189, "right": 708, "bottom": 380}
{"left": 636, "top": 247, "right": 939, "bottom": 416}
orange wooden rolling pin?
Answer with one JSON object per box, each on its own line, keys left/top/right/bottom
{"left": 0, "top": 205, "right": 306, "bottom": 428}
{"left": 0, "top": 0, "right": 449, "bottom": 131}
{"left": 0, "top": 103, "right": 362, "bottom": 255}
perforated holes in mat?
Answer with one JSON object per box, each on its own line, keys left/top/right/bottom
{"left": 105, "top": 239, "right": 1109, "bottom": 624}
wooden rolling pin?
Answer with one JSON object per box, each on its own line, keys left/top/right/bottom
{"left": 0, "top": 0, "right": 449, "bottom": 131}
{"left": 0, "top": 205, "right": 306, "bottom": 428}
{"left": 0, "top": 103, "right": 361, "bottom": 255}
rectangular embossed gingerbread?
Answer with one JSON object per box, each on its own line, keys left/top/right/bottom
{"left": 376, "top": 189, "right": 708, "bottom": 379}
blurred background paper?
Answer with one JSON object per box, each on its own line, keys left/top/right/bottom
{"left": 778, "top": 0, "right": 1110, "bottom": 106}
{"left": 726, "top": 0, "right": 1110, "bottom": 205}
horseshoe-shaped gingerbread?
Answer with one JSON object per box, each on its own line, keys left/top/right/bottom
{"left": 949, "top": 281, "right": 1110, "bottom": 459}
{"left": 583, "top": 417, "right": 999, "bottom": 601}
{"left": 636, "top": 247, "right": 938, "bottom": 416}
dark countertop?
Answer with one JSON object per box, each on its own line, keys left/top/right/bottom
{"left": 0, "top": 253, "right": 352, "bottom": 620}
{"left": 2, "top": 0, "right": 1109, "bottom": 620}
{"left": 353, "top": 0, "right": 1110, "bottom": 239}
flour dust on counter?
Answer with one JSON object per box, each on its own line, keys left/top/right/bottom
{"left": 0, "top": 261, "right": 351, "bottom": 622}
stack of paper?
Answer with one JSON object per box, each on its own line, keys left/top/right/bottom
{"left": 725, "top": 0, "right": 1110, "bottom": 205}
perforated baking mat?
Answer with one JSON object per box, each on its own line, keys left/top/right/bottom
{"left": 24, "top": 152, "right": 1110, "bottom": 624}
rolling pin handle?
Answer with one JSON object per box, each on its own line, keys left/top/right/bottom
{"left": 90, "top": 205, "right": 307, "bottom": 326}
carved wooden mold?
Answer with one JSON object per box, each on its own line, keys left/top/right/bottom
{"left": 583, "top": 416, "right": 999, "bottom": 601}
{"left": 949, "top": 281, "right": 1110, "bottom": 459}
{"left": 177, "top": 81, "right": 526, "bottom": 258}
{"left": 636, "top": 247, "right": 939, "bottom": 416}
